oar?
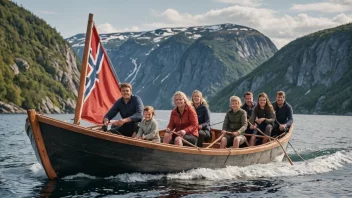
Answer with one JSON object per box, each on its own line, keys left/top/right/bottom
{"left": 205, "top": 132, "right": 226, "bottom": 148}
{"left": 171, "top": 131, "right": 201, "bottom": 150}
{"left": 87, "top": 119, "right": 119, "bottom": 129}
{"left": 248, "top": 121, "right": 294, "bottom": 166}
{"left": 275, "top": 120, "right": 305, "bottom": 161}
{"left": 209, "top": 121, "right": 224, "bottom": 127}
{"left": 288, "top": 142, "right": 306, "bottom": 161}
{"left": 244, "top": 133, "right": 272, "bottom": 139}
{"left": 87, "top": 124, "right": 103, "bottom": 129}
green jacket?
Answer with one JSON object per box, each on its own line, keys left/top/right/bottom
{"left": 222, "top": 109, "right": 247, "bottom": 135}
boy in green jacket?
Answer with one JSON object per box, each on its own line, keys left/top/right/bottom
{"left": 220, "top": 96, "right": 248, "bottom": 149}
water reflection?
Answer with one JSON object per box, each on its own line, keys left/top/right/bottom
{"left": 33, "top": 178, "right": 284, "bottom": 197}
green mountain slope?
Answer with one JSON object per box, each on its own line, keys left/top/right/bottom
{"left": 0, "top": 1, "right": 80, "bottom": 113}
{"left": 210, "top": 23, "right": 352, "bottom": 115}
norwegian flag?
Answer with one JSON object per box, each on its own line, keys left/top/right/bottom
{"left": 81, "top": 25, "right": 121, "bottom": 124}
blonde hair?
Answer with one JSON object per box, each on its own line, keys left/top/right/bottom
{"left": 143, "top": 106, "right": 155, "bottom": 116}
{"left": 191, "top": 90, "right": 208, "bottom": 107}
{"left": 172, "top": 91, "right": 191, "bottom": 107}
{"left": 229, "top": 96, "right": 242, "bottom": 107}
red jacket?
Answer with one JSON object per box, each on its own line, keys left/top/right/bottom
{"left": 167, "top": 104, "right": 199, "bottom": 137}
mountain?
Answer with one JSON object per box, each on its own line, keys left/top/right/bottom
{"left": 67, "top": 24, "right": 277, "bottom": 109}
{"left": 209, "top": 23, "right": 352, "bottom": 115}
{"left": 0, "top": 1, "right": 80, "bottom": 113}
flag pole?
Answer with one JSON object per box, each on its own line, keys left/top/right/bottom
{"left": 74, "top": 13, "right": 94, "bottom": 124}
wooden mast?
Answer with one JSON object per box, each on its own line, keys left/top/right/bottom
{"left": 73, "top": 13, "right": 94, "bottom": 124}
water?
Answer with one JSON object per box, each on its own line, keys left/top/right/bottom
{"left": 1, "top": 112, "right": 352, "bottom": 197}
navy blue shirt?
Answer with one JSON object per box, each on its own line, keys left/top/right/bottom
{"left": 272, "top": 101, "right": 293, "bottom": 127}
{"left": 241, "top": 102, "right": 257, "bottom": 119}
{"left": 104, "top": 95, "right": 144, "bottom": 123}
{"left": 194, "top": 104, "right": 211, "bottom": 131}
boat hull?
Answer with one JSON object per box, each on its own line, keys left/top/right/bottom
{"left": 26, "top": 112, "right": 292, "bottom": 178}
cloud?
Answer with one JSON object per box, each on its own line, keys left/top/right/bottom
{"left": 38, "top": 10, "right": 57, "bottom": 15}
{"left": 144, "top": 6, "right": 276, "bottom": 28}
{"left": 97, "top": 23, "right": 140, "bottom": 34}
{"left": 143, "top": 6, "right": 352, "bottom": 48}
{"left": 291, "top": 0, "right": 352, "bottom": 13}
{"left": 97, "top": 23, "right": 118, "bottom": 33}
{"left": 214, "top": 0, "right": 262, "bottom": 7}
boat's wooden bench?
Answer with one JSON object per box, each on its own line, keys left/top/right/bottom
{"left": 201, "top": 131, "right": 219, "bottom": 148}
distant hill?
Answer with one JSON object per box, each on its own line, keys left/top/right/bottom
{"left": 209, "top": 23, "right": 352, "bottom": 115}
{"left": 67, "top": 24, "right": 277, "bottom": 109}
{"left": 0, "top": 1, "right": 80, "bottom": 113}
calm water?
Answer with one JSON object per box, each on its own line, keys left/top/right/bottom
{"left": 1, "top": 111, "right": 352, "bottom": 197}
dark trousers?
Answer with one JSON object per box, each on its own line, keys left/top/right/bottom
{"left": 184, "top": 134, "right": 198, "bottom": 146}
{"left": 244, "top": 128, "right": 255, "bottom": 134}
{"left": 197, "top": 129, "right": 211, "bottom": 147}
{"left": 109, "top": 122, "right": 139, "bottom": 137}
{"left": 255, "top": 123, "right": 273, "bottom": 145}
{"left": 272, "top": 123, "right": 289, "bottom": 137}
{"left": 224, "top": 133, "right": 235, "bottom": 147}
{"left": 171, "top": 134, "right": 198, "bottom": 146}
{"left": 257, "top": 122, "right": 273, "bottom": 136}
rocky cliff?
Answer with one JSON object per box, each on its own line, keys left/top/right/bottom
{"left": 0, "top": 1, "right": 80, "bottom": 113}
{"left": 67, "top": 24, "right": 277, "bottom": 109}
{"left": 210, "top": 23, "right": 352, "bottom": 115}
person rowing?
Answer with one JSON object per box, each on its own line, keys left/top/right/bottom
{"left": 219, "top": 96, "right": 248, "bottom": 149}
{"left": 249, "top": 92, "right": 275, "bottom": 145}
{"left": 163, "top": 91, "right": 199, "bottom": 146}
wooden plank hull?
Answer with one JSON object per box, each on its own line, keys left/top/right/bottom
{"left": 25, "top": 112, "right": 292, "bottom": 179}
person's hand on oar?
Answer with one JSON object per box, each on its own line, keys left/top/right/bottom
{"left": 250, "top": 123, "right": 257, "bottom": 130}
{"left": 278, "top": 123, "right": 286, "bottom": 131}
{"left": 255, "top": 118, "right": 265, "bottom": 124}
{"left": 222, "top": 130, "right": 240, "bottom": 137}
{"left": 165, "top": 128, "right": 173, "bottom": 133}
{"left": 102, "top": 118, "right": 109, "bottom": 131}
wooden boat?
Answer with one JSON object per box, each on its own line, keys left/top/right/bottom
{"left": 25, "top": 13, "right": 293, "bottom": 180}
{"left": 25, "top": 109, "right": 293, "bottom": 179}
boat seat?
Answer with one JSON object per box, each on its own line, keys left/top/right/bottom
{"left": 211, "top": 130, "right": 216, "bottom": 142}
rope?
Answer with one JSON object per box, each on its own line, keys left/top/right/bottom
{"left": 222, "top": 148, "right": 232, "bottom": 168}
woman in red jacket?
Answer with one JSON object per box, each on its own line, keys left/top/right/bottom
{"left": 163, "top": 91, "right": 199, "bottom": 146}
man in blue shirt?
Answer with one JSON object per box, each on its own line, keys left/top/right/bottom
{"left": 103, "top": 83, "right": 144, "bottom": 137}
{"left": 272, "top": 91, "right": 293, "bottom": 137}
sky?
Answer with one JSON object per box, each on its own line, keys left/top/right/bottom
{"left": 12, "top": 0, "right": 352, "bottom": 48}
